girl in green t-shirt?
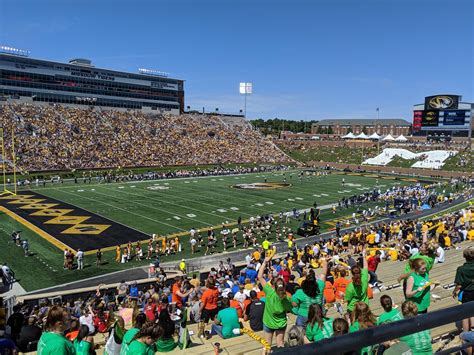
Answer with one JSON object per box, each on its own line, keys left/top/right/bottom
{"left": 377, "top": 295, "right": 402, "bottom": 325}
{"left": 37, "top": 305, "right": 75, "bottom": 355}
{"left": 258, "top": 256, "right": 292, "bottom": 352}
{"left": 74, "top": 325, "right": 95, "bottom": 355}
{"left": 400, "top": 301, "right": 432, "bottom": 355}
{"left": 121, "top": 321, "right": 163, "bottom": 355}
{"left": 405, "top": 259, "right": 432, "bottom": 313}
{"left": 349, "top": 302, "right": 376, "bottom": 355}
{"left": 292, "top": 260, "right": 327, "bottom": 327}
{"left": 304, "top": 304, "right": 333, "bottom": 344}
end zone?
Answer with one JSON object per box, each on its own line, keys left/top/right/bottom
{"left": 0, "top": 192, "right": 150, "bottom": 253}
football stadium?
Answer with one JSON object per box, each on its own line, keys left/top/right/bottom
{"left": 0, "top": 1, "right": 473, "bottom": 355}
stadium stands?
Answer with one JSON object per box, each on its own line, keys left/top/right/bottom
{"left": 0, "top": 103, "right": 290, "bottom": 172}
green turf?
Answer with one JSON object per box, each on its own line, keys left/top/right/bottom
{"left": 28, "top": 170, "right": 409, "bottom": 236}
{"left": 281, "top": 146, "right": 378, "bottom": 165}
{"left": 0, "top": 170, "right": 425, "bottom": 291}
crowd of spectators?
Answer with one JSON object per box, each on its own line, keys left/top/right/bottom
{"left": 0, "top": 103, "right": 290, "bottom": 172}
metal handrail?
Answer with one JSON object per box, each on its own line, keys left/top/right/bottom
{"left": 275, "top": 302, "right": 474, "bottom": 354}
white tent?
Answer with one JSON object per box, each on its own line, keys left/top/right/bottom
{"left": 369, "top": 132, "right": 381, "bottom": 140}
{"left": 382, "top": 134, "right": 395, "bottom": 141}
{"left": 342, "top": 132, "right": 356, "bottom": 139}
{"left": 356, "top": 132, "right": 369, "bottom": 139}
{"left": 395, "top": 134, "right": 408, "bottom": 142}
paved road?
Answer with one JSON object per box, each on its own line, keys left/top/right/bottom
{"left": 25, "top": 195, "right": 471, "bottom": 296}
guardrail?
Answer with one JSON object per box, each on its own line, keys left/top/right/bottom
{"left": 275, "top": 301, "right": 474, "bottom": 354}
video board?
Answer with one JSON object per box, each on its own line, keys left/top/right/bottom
{"left": 413, "top": 109, "right": 470, "bottom": 130}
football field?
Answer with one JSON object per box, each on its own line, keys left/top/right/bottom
{"left": 29, "top": 170, "right": 413, "bottom": 239}
{"left": 0, "top": 169, "right": 425, "bottom": 291}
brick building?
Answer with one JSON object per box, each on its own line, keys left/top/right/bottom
{"left": 311, "top": 119, "right": 411, "bottom": 136}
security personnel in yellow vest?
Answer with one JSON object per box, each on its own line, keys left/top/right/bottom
{"left": 262, "top": 238, "right": 270, "bottom": 251}
{"left": 179, "top": 259, "right": 186, "bottom": 274}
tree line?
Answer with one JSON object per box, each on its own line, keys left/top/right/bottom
{"left": 249, "top": 118, "right": 319, "bottom": 135}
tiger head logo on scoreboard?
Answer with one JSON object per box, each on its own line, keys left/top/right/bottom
{"left": 425, "top": 95, "right": 459, "bottom": 110}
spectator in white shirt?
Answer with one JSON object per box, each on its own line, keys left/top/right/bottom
{"left": 234, "top": 284, "right": 247, "bottom": 305}
{"left": 435, "top": 244, "right": 445, "bottom": 263}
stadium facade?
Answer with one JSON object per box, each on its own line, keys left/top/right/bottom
{"left": 412, "top": 94, "right": 473, "bottom": 139}
{"left": 0, "top": 53, "right": 184, "bottom": 114}
{"left": 311, "top": 118, "right": 411, "bottom": 136}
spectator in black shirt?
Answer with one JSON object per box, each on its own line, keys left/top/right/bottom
{"left": 17, "top": 317, "right": 42, "bottom": 352}
{"left": 285, "top": 275, "right": 299, "bottom": 295}
{"left": 244, "top": 291, "right": 264, "bottom": 331}
{"left": 7, "top": 305, "right": 23, "bottom": 341}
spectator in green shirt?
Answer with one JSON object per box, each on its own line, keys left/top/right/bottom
{"left": 74, "top": 325, "right": 94, "bottom": 355}
{"left": 292, "top": 259, "right": 327, "bottom": 327}
{"left": 349, "top": 302, "right": 376, "bottom": 355}
{"left": 120, "top": 313, "right": 147, "bottom": 355}
{"left": 121, "top": 321, "right": 162, "bottom": 355}
{"left": 349, "top": 302, "right": 376, "bottom": 333}
{"left": 211, "top": 297, "right": 241, "bottom": 339}
{"left": 258, "top": 256, "right": 292, "bottom": 352}
{"left": 304, "top": 304, "right": 333, "bottom": 344}
{"left": 400, "top": 301, "right": 432, "bottom": 355}
{"left": 405, "top": 259, "right": 431, "bottom": 313}
{"left": 332, "top": 318, "right": 349, "bottom": 337}
{"left": 37, "top": 305, "right": 75, "bottom": 355}
{"left": 453, "top": 248, "right": 474, "bottom": 333}
{"left": 377, "top": 295, "right": 402, "bottom": 325}
{"left": 398, "top": 244, "right": 436, "bottom": 296}
{"left": 155, "top": 309, "right": 177, "bottom": 352}
{"left": 345, "top": 250, "right": 369, "bottom": 314}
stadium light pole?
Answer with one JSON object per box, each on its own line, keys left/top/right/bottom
{"left": 240, "top": 83, "right": 252, "bottom": 118}
{"left": 376, "top": 107, "right": 380, "bottom": 154}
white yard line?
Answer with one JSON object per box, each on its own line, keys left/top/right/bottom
{"left": 93, "top": 186, "right": 216, "bottom": 226}
{"left": 55, "top": 188, "right": 186, "bottom": 232}
{"left": 98, "top": 184, "right": 255, "bottom": 219}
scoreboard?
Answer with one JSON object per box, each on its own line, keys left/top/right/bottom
{"left": 413, "top": 95, "right": 471, "bottom": 132}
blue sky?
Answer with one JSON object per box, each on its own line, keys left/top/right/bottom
{"left": 0, "top": 0, "right": 472, "bottom": 120}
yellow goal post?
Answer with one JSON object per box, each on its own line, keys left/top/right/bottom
{"left": 0, "top": 127, "right": 17, "bottom": 196}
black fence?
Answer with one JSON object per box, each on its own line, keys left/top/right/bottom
{"left": 276, "top": 301, "right": 474, "bottom": 354}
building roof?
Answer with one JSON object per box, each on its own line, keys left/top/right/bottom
{"left": 0, "top": 53, "right": 183, "bottom": 83}
{"left": 313, "top": 118, "right": 411, "bottom": 126}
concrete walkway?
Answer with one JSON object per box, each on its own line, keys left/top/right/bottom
{"left": 0, "top": 280, "right": 26, "bottom": 298}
